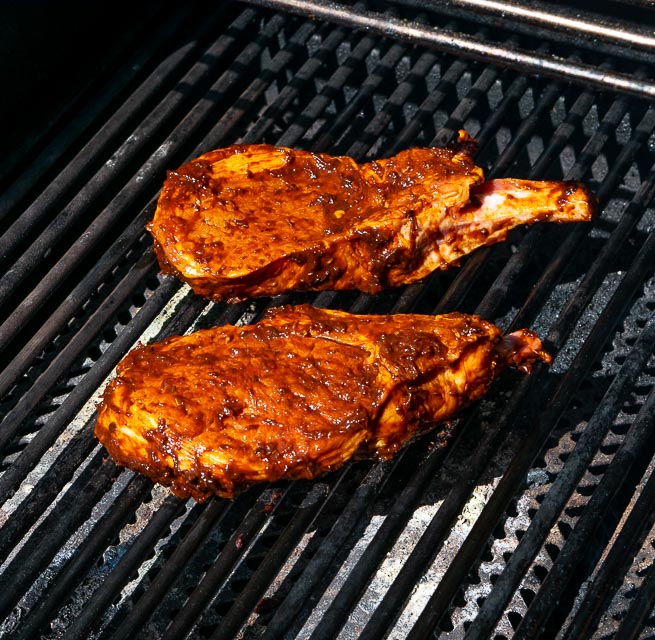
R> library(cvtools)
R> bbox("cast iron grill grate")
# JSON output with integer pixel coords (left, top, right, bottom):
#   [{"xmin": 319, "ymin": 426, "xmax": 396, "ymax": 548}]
[{"xmin": 1, "ymin": 1, "xmax": 655, "ymax": 638}]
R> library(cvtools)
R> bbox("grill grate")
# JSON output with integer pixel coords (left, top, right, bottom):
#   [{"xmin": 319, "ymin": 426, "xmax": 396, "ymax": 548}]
[{"xmin": 1, "ymin": 1, "xmax": 655, "ymax": 638}]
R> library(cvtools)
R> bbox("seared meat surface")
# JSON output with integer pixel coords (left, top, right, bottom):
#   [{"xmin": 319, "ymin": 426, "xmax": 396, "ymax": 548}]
[
  {"xmin": 95, "ymin": 305, "xmax": 551, "ymax": 501},
  {"xmin": 148, "ymin": 135, "xmax": 594, "ymax": 302}
]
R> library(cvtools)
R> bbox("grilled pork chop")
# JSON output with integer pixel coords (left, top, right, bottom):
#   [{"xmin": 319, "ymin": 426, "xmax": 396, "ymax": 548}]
[
  {"xmin": 95, "ymin": 305, "xmax": 551, "ymax": 501},
  {"xmin": 148, "ymin": 134, "xmax": 594, "ymax": 302}
]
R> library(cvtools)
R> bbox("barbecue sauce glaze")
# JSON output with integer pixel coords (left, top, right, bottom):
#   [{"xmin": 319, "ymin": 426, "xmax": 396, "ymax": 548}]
[
  {"xmin": 148, "ymin": 136, "xmax": 593, "ymax": 302},
  {"xmin": 95, "ymin": 305, "xmax": 551, "ymax": 501}
]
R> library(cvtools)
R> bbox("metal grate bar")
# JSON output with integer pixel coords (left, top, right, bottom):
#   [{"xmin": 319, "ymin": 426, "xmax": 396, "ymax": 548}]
[
  {"xmin": 188, "ymin": 20, "xmax": 321, "ymax": 157},
  {"xmin": 159, "ymin": 488, "xmax": 294, "ymax": 640},
  {"xmin": 346, "ymin": 49, "xmax": 441, "ymax": 159},
  {"xmin": 106, "ymin": 498, "xmax": 229, "ymax": 640},
  {"xmin": 387, "ymin": 56, "xmax": 471, "ymax": 155},
  {"xmin": 515, "ymin": 355, "xmax": 655, "ymax": 637},
  {"xmin": 428, "ymin": 62, "xmax": 501, "ymax": 149},
  {"xmin": 209, "ymin": 484, "xmax": 328, "ymax": 640},
  {"xmin": 0, "ymin": 4, "xmax": 244, "ymax": 265},
  {"xmin": 406, "ymin": 208, "xmax": 655, "ymax": 639},
  {"xmin": 313, "ymin": 42, "xmax": 409, "ymax": 154},
  {"xmin": 0, "ymin": 277, "xmax": 180, "ymax": 507},
  {"xmin": 530, "ymin": 109, "xmax": 655, "ymax": 346},
  {"xmin": 468, "ymin": 281, "xmax": 655, "ymax": 638},
  {"xmin": 0, "ymin": 4, "xmax": 190, "ymax": 219},
  {"xmin": 0, "ymin": 449, "xmax": 117, "ymax": 619},
  {"xmin": 241, "ymin": 0, "xmax": 655, "ymax": 99},
  {"xmin": 562, "ymin": 445, "xmax": 655, "ymax": 638},
  {"xmin": 0, "ymin": 250, "xmax": 159, "ymax": 440},
  {"xmin": 12, "ymin": 474, "xmax": 154, "ymax": 640},
  {"xmin": 614, "ymin": 541, "xmax": 655, "ymax": 640},
  {"xmin": 258, "ymin": 61, "xmax": 632, "ymax": 637},
  {"xmin": 241, "ymin": 24, "xmax": 353, "ymax": 144},
  {"xmin": 486, "ymin": 82, "xmax": 563, "ymax": 179},
  {"xmin": 0, "ymin": 207, "xmax": 159, "ymax": 399},
  {"xmin": 451, "ymin": 71, "xmax": 529, "ymax": 155},
  {"xmin": 259, "ymin": 462, "xmax": 391, "ymax": 639},
  {"xmin": 274, "ymin": 34, "xmax": 380, "ymax": 148},
  {"xmin": 0, "ymin": 9, "xmax": 277, "ymax": 347},
  {"xmin": 0, "ymin": 417, "xmax": 103, "ymax": 561},
  {"xmin": 300, "ymin": 438, "xmax": 455, "ymax": 639},
  {"xmin": 62, "ymin": 494, "xmax": 187, "ymax": 640},
  {"xmin": 392, "ymin": 0, "xmax": 655, "ymax": 66},
  {"xmin": 435, "ymin": 0, "xmax": 655, "ymax": 51}
]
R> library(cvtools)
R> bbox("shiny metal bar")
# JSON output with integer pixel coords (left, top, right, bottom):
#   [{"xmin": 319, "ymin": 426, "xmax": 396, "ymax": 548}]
[
  {"xmin": 436, "ymin": 0, "xmax": 655, "ymax": 51},
  {"xmin": 240, "ymin": 0, "xmax": 655, "ymax": 100}
]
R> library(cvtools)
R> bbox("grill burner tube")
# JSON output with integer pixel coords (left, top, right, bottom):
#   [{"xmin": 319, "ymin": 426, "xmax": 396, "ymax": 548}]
[{"xmin": 1, "ymin": 1, "xmax": 655, "ymax": 638}]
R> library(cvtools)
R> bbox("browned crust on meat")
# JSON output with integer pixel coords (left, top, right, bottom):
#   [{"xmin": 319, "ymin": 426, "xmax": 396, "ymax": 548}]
[
  {"xmin": 95, "ymin": 305, "xmax": 550, "ymax": 501},
  {"xmin": 147, "ymin": 137, "xmax": 594, "ymax": 302}
]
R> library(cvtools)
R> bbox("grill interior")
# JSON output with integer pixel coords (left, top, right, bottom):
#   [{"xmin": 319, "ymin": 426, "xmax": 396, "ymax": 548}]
[{"xmin": 1, "ymin": 1, "xmax": 655, "ymax": 638}]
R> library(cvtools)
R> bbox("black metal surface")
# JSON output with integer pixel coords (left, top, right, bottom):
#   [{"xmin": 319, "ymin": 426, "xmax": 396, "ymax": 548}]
[{"xmin": 1, "ymin": 1, "xmax": 655, "ymax": 638}]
